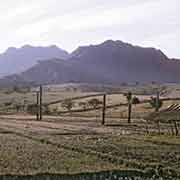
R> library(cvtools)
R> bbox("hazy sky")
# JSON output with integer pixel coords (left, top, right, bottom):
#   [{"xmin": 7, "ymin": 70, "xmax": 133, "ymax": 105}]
[{"xmin": 0, "ymin": 0, "xmax": 179, "ymax": 58}]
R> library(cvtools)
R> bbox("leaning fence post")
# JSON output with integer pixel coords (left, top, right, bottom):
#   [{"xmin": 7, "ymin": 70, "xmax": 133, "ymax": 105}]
[
  {"xmin": 39, "ymin": 85, "xmax": 43, "ymax": 120},
  {"xmin": 102, "ymin": 94, "xmax": 106, "ymax": 125}
]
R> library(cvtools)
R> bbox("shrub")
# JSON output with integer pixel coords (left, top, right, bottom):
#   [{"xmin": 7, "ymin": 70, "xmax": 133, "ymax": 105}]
[
  {"xmin": 44, "ymin": 106, "xmax": 51, "ymax": 115},
  {"xmin": 14, "ymin": 103, "xmax": 22, "ymax": 112},
  {"xmin": 4, "ymin": 102, "xmax": 13, "ymax": 107},
  {"xmin": 78, "ymin": 102, "xmax": 88, "ymax": 110},
  {"xmin": 88, "ymin": 98, "xmax": 102, "ymax": 109},
  {"xmin": 149, "ymin": 96, "xmax": 163, "ymax": 109},
  {"xmin": 61, "ymin": 99, "xmax": 74, "ymax": 111},
  {"xmin": 124, "ymin": 92, "xmax": 132, "ymax": 103},
  {"xmin": 27, "ymin": 104, "xmax": 38, "ymax": 114},
  {"xmin": 132, "ymin": 96, "xmax": 140, "ymax": 105}
]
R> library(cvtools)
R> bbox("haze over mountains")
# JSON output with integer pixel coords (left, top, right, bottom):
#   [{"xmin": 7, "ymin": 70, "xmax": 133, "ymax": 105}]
[
  {"xmin": 0, "ymin": 40, "xmax": 180, "ymax": 87},
  {"xmin": 0, "ymin": 45, "xmax": 69, "ymax": 77}
]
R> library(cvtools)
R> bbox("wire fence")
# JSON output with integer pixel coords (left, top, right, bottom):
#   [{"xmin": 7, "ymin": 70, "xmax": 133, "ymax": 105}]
[{"xmin": 0, "ymin": 85, "xmax": 180, "ymax": 136}]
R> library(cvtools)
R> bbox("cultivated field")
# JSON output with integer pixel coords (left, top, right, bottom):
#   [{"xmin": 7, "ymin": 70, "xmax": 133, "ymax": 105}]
[
  {"xmin": 0, "ymin": 83, "xmax": 180, "ymax": 179},
  {"xmin": 0, "ymin": 116, "xmax": 180, "ymax": 178}
]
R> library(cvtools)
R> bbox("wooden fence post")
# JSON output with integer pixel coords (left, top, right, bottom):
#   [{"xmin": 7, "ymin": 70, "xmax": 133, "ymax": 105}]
[
  {"xmin": 127, "ymin": 92, "xmax": 132, "ymax": 123},
  {"xmin": 36, "ymin": 91, "xmax": 39, "ymax": 120},
  {"xmin": 102, "ymin": 94, "xmax": 106, "ymax": 125},
  {"xmin": 157, "ymin": 120, "xmax": 161, "ymax": 135},
  {"xmin": 39, "ymin": 85, "xmax": 43, "ymax": 120},
  {"xmin": 146, "ymin": 120, "xmax": 149, "ymax": 134},
  {"xmin": 156, "ymin": 91, "xmax": 160, "ymax": 112}
]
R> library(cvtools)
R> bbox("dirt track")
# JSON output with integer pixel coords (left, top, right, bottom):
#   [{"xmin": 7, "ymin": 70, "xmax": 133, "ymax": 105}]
[{"xmin": 0, "ymin": 115, "xmax": 133, "ymax": 136}]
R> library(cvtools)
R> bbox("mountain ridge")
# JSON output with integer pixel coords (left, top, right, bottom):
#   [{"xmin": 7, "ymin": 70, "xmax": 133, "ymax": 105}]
[
  {"xmin": 0, "ymin": 45, "xmax": 69, "ymax": 77},
  {"xmin": 0, "ymin": 40, "xmax": 180, "ymax": 87}
]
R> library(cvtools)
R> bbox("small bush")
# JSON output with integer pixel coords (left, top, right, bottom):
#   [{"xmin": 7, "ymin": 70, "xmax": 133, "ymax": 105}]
[
  {"xmin": 61, "ymin": 99, "xmax": 74, "ymax": 111},
  {"xmin": 88, "ymin": 98, "xmax": 102, "ymax": 109},
  {"xmin": 78, "ymin": 102, "xmax": 88, "ymax": 110},
  {"xmin": 27, "ymin": 104, "xmax": 38, "ymax": 114},
  {"xmin": 132, "ymin": 96, "xmax": 140, "ymax": 105},
  {"xmin": 4, "ymin": 102, "xmax": 13, "ymax": 107},
  {"xmin": 149, "ymin": 96, "xmax": 163, "ymax": 109}
]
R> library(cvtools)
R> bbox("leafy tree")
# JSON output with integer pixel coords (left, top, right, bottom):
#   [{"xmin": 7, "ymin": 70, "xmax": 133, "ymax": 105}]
[
  {"xmin": 14, "ymin": 103, "xmax": 22, "ymax": 112},
  {"xmin": 149, "ymin": 96, "xmax": 163, "ymax": 110},
  {"xmin": 78, "ymin": 102, "xmax": 88, "ymax": 110},
  {"xmin": 13, "ymin": 86, "xmax": 20, "ymax": 93},
  {"xmin": 88, "ymin": 98, "xmax": 102, "ymax": 109},
  {"xmin": 4, "ymin": 102, "xmax": 13, "ymax": 107},
  {"xmin": 61, "ymin": 99, "xmax": 74, "ymax": 111},
  {"xmin": 4, "ymin": 89, "xmax": 13, "ymax": 94},
  {"xmin": 52, "ymin": 107, "xmax": 58, "ymax": 114},
  {"xmin": 124, "ymin": 92, "xmax": 132, "ymax": 104},
  {"xmin": 27, "ymin": 104, "xmax": 38, "ymax": 115},
  {"xmin": 132, "ymin": 96, "xmax": 140, "ymax": 105},
  {"xmin": 44, "ymin": 106, "xmax": 51, "ymax": 115}
]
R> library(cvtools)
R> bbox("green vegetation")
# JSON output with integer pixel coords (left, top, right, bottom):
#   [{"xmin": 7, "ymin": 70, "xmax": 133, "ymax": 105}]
[
  {"xmin": 149, "ymin": 96, "xmax": 163, "ymax": 110},
  {"xmin": 0, "ymin": 131, "xmax": 179, "ymax": 178}
]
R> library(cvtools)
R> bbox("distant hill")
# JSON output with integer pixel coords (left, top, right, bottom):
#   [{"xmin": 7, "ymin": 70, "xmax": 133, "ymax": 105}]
[
  {"xmin": 69, "ymin": 40, "xmax": 180, "ymax": 83},
  {"xmin": 0, "ymin": 45, "xmax": 69, "ymax": 77},
  {"xmin": 0, "ymin": 40, "xmax": 180, "ymax": 87}
]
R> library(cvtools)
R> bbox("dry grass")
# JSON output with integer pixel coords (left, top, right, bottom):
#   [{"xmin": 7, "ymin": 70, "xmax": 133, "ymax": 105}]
[
  {"xmin": 0, "ymin": 133, "xmax": 120, "ymax": 175},
  {"xmin": 0, "ymin": 116, "xmax": 179, "ymax": 177},
  {"xmin": 0, "ymin": 84, "xmax": 180, "ymax": 177}
]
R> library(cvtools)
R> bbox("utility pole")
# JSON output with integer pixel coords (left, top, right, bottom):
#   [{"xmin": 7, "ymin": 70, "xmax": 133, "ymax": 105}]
[
  {"xmin": 39, "ymin": 85, "xmax": 43, "ymax": 120},
  {"xmin": 155, "ymin": 90, "xmax": 161, "ymax": 134},
  {"xmin": 155, "ymin": 90, "xmax": 160, "ymax": 112},
  {"xmin": 127, "ymin": 92, "xmax": 132, "ymax": 123},
  {"xmin": 36, "ymin": 91, "xmax": 40, "ymax": 120},
  {"xmin": 102, "ymin": 94, "xmax": 106, "ymax": 125}
]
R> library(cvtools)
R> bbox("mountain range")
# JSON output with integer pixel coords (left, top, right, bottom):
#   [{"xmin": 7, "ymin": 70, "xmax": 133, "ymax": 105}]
[
  {"xmin": 0, "ymin": 40, "xmax": 180, "ymax": 87},
  {"xmin": 0, "ymin": 45, "xmax": 69, "ymax": 77}
]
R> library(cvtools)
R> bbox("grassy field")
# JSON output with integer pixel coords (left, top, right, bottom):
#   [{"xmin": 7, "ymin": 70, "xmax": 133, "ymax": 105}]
[
  {"xmin": 0, "ymin": 116, "xmax": 180, "ymax": 178},
  {"xmin": 0, "ymin": 83, "xmax": 180, "ymax": 178}
]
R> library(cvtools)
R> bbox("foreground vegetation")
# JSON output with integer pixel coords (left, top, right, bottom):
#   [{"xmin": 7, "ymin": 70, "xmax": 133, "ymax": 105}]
[{"xmin": 0, "ymin": 121, "xmax": 180, "ymax": 179}]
